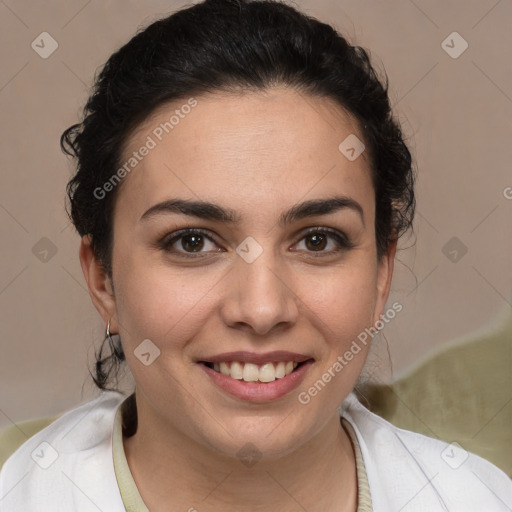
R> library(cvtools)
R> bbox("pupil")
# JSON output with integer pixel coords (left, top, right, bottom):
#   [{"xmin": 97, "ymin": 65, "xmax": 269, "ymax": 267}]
[
  {"xmin": 183, "ymin": 234, "xmax": 204, "ymax": 252},
  {"xmin": 307, "ymin": 233, "xmax": 326, "ymax": 251}
]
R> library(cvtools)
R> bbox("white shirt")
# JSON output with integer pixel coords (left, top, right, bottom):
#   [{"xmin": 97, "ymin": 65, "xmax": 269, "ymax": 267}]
[{"xmin": 0, "ymin": 390, "xmax": 510, "ymax": 511}]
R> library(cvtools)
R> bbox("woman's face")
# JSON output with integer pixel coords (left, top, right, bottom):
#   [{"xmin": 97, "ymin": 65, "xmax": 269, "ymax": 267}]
[{"xmin": 83, "ymin": 87, "xmax": 394, "ymax": 458}]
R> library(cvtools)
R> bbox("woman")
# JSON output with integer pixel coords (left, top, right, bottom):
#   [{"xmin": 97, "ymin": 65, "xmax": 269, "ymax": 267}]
[{"xmin": 1, "ymin": 0, "xmax": 510, "ymax": 510}]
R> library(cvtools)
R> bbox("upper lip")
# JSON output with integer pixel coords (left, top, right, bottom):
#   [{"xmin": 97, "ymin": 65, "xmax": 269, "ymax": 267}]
[{"xmin": 198, "ymin": 351, "xmax": 313, "ymax": 365}]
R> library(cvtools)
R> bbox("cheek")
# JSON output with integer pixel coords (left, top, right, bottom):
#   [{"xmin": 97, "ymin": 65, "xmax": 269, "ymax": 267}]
[
  {"xmin": 294, "ymin": 266, "xmax": 378, "ymax": 412},
  {"xmin": 299, "ymin": 261, "xmax": 378, "ymax": 340},
  {"xmin": 112, "ymin": 251, "xmax": 223, "ymax": 349}
]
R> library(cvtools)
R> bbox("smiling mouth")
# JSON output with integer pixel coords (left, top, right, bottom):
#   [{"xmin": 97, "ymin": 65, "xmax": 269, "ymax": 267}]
[{"xmin": 200, "ymin": 360, "xmax": 313, "ymax": 383}]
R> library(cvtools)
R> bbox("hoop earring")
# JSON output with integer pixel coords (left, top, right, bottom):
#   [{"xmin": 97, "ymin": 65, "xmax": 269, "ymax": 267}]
[
  {"xmin": 106, "ymin": 319, "xmax": 114, "ymax": 340},
  {"xmin": 105, "ymin": 318, "xmax": 124, "ymax": 362}
]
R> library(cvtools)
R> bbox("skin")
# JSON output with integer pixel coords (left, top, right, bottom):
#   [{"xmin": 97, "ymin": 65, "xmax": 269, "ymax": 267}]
[{"xmin": 80, "ymin": 87, "xmax": 396, "ymax": 512}]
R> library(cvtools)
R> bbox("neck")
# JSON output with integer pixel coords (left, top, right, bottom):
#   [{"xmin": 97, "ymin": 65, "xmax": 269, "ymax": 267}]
[{"xmin": 123, "ymin": 396, "xmax": 358, "ymax": 512}]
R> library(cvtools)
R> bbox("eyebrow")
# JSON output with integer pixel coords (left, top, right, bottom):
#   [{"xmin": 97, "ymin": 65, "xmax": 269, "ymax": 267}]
[{"xmin": 140, "ymin": 195, "xmax": 364, "ymax": 227}]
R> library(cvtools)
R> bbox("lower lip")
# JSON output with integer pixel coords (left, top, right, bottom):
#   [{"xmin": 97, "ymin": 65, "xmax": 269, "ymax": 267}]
[{"xmin": 199, "ymin": 361, "xmax": 314, "ymax": 402}]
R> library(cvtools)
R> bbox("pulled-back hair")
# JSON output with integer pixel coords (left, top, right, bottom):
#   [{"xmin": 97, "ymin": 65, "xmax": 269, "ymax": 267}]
[{"xmin": 61, "ymin": 0, "xmax": 415, "ymax": 391}]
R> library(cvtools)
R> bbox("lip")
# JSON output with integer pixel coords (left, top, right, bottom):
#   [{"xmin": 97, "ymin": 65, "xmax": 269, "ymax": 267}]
[
  {"xmin": 198, "ymin": 358, "xmax": 314, "ymax": 402},
  {"xmin": 198, "ymin": 351, "xmax": 312, "ymax": 365}
]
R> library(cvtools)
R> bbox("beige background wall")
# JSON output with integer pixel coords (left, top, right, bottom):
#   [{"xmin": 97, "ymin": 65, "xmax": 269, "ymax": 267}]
[{"xmin": 1, "ymin": 0, "xmax": 511, "ymax": 426}]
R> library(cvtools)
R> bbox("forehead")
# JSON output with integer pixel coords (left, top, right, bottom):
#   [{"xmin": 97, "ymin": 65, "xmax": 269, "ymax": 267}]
[{"xmin": 114, "ymin": 88, "xmax": 374, "ymax": 226}]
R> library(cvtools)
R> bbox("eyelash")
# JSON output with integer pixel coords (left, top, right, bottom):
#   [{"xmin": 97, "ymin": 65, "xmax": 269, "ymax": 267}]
[{"xmin": 156, "ymin": 227, "xmax": 355, "ymax": 259}]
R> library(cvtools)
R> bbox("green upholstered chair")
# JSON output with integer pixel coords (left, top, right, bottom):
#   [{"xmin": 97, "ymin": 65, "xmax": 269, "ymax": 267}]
[{"xmin": 357, "ymin": 303, "xmax": 512, "ymax": 477}]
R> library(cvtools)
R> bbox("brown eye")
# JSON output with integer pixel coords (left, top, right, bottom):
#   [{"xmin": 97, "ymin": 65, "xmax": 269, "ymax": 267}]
[
  {"xmin": 294, "ymin": 228, "xmax": 354, "ymax": 255},
  {"xmin": 158, "ymin": 228, "xmax": 222, "ymax": 257},
  {"xmin": 305, "ymin": 233, "xmax": 327, "ymax": 251},
  {"xmin": 180, "ymin": 234, "xmax": 205, "ymax": 252}
]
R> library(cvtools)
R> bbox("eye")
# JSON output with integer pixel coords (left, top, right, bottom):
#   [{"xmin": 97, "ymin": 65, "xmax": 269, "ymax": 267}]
[
  {"xmin": 158, "ymin": 228, "xmax": 222, "ymax": 257},
  {"xmin": 293, "ymin": 227, "xmax": 354, "ymax": 254}
]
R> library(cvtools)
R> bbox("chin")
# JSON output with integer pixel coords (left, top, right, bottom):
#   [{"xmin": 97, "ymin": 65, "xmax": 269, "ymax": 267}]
[{"xmin": 196, "ymin": 415, "xmax": 314, "ymax": 464}]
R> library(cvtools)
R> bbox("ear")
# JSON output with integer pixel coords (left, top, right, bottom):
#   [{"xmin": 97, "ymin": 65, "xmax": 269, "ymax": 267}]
[
  {"xmin": 79, "ymin": 235, "xmax": 118, "ymax": 333},
  {"xmin": 372, "ymin": 238, "xmax": 397, "ymax": 325}
]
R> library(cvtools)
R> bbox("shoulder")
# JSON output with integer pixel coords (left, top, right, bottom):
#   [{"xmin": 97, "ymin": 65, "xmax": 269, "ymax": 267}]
[
  {"xmin": 0, "ymin": 416, "xmax": 59, "ymax": 471},
  {"xmin": 0, "ymin": 391, "xmax": 127, "ymax": 512},
  {"xmin": 341, "ymin": 393, "xmax": 512, "ymax": 512}
]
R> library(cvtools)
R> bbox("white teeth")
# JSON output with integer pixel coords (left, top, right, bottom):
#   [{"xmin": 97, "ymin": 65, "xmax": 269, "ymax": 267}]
[
  {"xmin": 242, "ymin": 363, "xmax": 260, "ymax": 382},
  {"xmin": 230, "ymin": 361, "xmax": 243, "ymax": 379},
  {"xmin": 259, "ymin": 363, "xmax": 276, "ymax": 383},
  {"xmin": 275, "ymin": 361, "xmax": 286, "ymax": 378},
  {"xmin": 219, "ymin": 362, "xmax": 230, "ymax": 376},
  {"xmin": 209, "ymin": 360, "xmax": 301, "ymax": 382}
]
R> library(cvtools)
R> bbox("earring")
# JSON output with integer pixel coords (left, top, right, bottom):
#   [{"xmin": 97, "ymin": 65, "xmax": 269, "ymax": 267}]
[
  {"xmin": 106, "ymin": 318, "xmax": 123, "ymax": 360},
  {"xmin": 106, "ymin": 319, "xmax": 114, "ymax": 340}
]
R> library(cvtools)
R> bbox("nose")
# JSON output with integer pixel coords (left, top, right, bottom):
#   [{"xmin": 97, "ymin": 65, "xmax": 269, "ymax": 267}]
[{"xmin": 219, "ymin": 249, "xmax": 300, "ymax": 336}]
